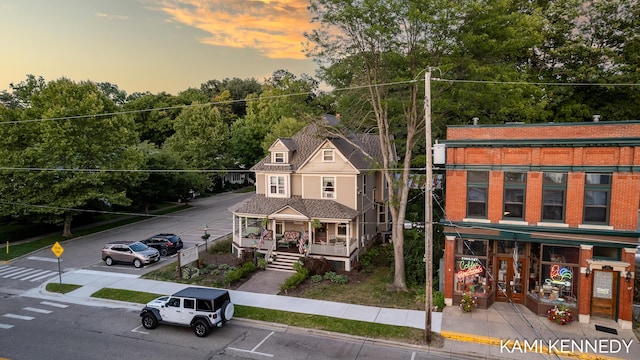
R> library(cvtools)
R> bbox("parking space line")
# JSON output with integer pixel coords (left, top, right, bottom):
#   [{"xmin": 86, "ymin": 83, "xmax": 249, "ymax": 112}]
[
  {"xmin": 0, "ymin": 323, "xmax": 14, "ymax": 329},
  {"xmin": 227, "ymin": 331, "xmax": 275, "ymax": 358},
  {"xmin": 131, "ymin": 325, "xmax": 149, "ymax": 334}
]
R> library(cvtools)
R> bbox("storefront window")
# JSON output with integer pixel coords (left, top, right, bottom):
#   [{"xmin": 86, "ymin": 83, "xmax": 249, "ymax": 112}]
[
  {"xmin": 529, "ymin": 245, "xmax": 579, "ymax": 307},
  {"xmin": 454, "ymin": 256, "xmax": 491, "ymax": 297},
  {"xmin": 455, "ymin": 238, "xmax": 487, "ymax": 256},
  {"xmin": 496, "ymin": 240, "xmax": 526, "ymax": 255}
]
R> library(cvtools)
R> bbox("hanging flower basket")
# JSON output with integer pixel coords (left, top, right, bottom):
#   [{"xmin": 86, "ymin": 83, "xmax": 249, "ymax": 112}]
[
  {"xmin": 459, "ymin": 293, "xmax": 478, "ymax": 312},
  {"xmin": 547, "ymin": 304, "xmax": 573, "ymax": 325}
]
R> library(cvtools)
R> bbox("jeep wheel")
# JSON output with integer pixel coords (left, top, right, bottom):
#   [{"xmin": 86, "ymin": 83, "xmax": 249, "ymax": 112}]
[
  {"xmin": 141, "ymin": 313, "xmax": 158, "ymax": 329},
  {"xmin": 133, "ymin": 259, "xmax": 142, "ymax": 268},
  {"xmin": 160, "ymin": 248, "xmax": 168, "ymax": 256},
  {"xmin": 105, "ymin": 257, "xmax": 113, "ymax": 266},
  {"xmin": 221, "ymin": 301, "xmax": 234, "ymax": 322},
  {"xmin": 193, "ymin": 319, "xmax": 210, "ymax": 337}
]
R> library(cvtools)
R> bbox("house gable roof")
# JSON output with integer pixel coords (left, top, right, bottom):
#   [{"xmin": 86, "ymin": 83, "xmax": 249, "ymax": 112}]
[{"xmin": 251, "ymin": 114, "xmax": 381, "ymax": 173}]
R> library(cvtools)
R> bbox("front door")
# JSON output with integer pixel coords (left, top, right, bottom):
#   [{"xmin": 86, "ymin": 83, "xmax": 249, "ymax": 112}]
[
  {"xmin": 496, "ymin": 257, "xmax": 526, "ymax": 303},
  {"xmin": 591, "ymin": 269, "xmax": 618, "ymax": 319}
]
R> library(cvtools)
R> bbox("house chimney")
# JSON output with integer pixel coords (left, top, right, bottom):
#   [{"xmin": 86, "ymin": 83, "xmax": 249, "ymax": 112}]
[
  {"xmin": 472, "ymin": 117, "xmax": 479, "ymax": 126},
  {"xmin": 593, "ymin": 114, "xmax": 600, "ymax": 122}
]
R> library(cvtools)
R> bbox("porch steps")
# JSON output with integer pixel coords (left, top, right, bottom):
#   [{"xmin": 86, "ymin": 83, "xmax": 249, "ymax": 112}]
[{"xmin": 267, "ymin": 252, "xmax": 300, "ymax": 272}]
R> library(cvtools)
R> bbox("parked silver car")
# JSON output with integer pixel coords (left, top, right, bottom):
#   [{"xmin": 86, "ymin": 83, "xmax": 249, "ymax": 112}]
[{"xmin": 101, "ymin": 241, "xmax": 160, "ymax": 268}]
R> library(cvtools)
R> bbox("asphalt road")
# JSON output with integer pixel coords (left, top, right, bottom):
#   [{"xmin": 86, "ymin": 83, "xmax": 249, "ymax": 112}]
[
  {"xmin": 0, "ymin": 192, "xmax": 254, "ymax": 292},
  {"xmin": 0, "ymin": 295, "xmax": 458, "ymax": 360}
]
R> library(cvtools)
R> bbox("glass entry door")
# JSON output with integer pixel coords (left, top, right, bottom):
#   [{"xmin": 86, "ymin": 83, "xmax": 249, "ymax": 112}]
[{"xmin": 496, "ymin": 257, "xmax": 526, "ymax": 303}]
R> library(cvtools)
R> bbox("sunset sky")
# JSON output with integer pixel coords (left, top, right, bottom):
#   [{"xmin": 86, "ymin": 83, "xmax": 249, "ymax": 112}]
[{"xmin": 0, "ymin": 0, "xmax": 319, "ymax": 95}]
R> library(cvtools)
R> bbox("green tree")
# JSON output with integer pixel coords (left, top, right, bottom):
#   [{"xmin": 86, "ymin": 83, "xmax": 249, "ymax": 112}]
[
  {"xmin": 229, "ymin": 70, "xmax": 322, "ymax": 168},
  {"xmin": 307, "ymin": 0, "xmax": 459, "ymax": 291},
  {"xmin": 200, "ymin": 77, "xmax": 262, "ymax": 118},
  {"xmin": 164, "ymin": 104, "xmax": 229, "ymax": 191},
  {"xmin": 0, "ymin": 78, "xmax": 145, "ymax": 237},
  {"xmin": 128, "ymin": 143, "xmax": 204, "ymax": 211},
  {"xmin": 532, "ymin": 0, "xmax": 640, "ymax": 122},
  {"xmin": 124, "ymin": 92, "xmax": 184, "ymax": 146}
]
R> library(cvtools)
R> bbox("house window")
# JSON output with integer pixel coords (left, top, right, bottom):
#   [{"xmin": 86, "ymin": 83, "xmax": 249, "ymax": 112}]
[
  {"xmin": 503, "ymin": 172, "xmax": 526, "ymax": 220},
  {"xmin": 337, "ymin": 224, "xmax": 347, "ymax": 237},
  {"xmin": 322, "ymin": 177, "xmax": 335, "ymax": 199},
  {"xmin": 542, "ymin": 172, "xmax": 566, "ymax": 221},
  {"xmin": 363, "ymin": 175, "xmax": 367, "ymax": 195},
  {"xmin": 583, "ymin": 173, "xmax": 611, "ymax": 224},
  {"xmin": 268, "ymin": 175, "xmax": 286, "ymax": 197},
  {"xmin": 322, "ymin": 149, "xmax": 334, "ymax": 162},
  {"xmin": 273, "ymin": 152, "xmax": 285, "ymax": 163},
  {"xmin": 467, "ymin": 171, "xmax": 488, "ymax": 218},
  {"xmin": 378, "ymin": 203, "xmax": 386, "ymax": 223}
]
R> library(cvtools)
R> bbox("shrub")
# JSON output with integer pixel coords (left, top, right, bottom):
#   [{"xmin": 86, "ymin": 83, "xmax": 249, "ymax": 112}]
[
  {"xmin": 280, "ymin": 267, "xmax": 309, "ymax": 293},
  {"xmin": 209, "ymin": 237, "xmax": 233, "ymax": 254},
  {"xmin": 303, "ymin": 257, "xmax": 332, "ymax": 276},
  {"xmin": 311, "ymin": 274, "xmax": 323, "ymax": 283},
  {"xmin": 331, "ymin": 274, "xmax": 348, "ymax": 284},
  {"xmin": 323, "ymin": 271, "xmax": 337, "ymax": 281},
  {"xmin": 257, "ymin": 258, "xmax": 268, "ymax": 270},
  {"xmin": 433, "ymin": 291, "xmax": 445, "ymax": 311}
]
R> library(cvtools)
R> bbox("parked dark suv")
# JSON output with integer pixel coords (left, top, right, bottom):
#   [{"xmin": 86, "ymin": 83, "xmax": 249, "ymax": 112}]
[
  {"xmin": 141, "ymin": 233, "xmax": 183, "ymax": 256},
  {"xmin": 140, "ymin": 287, "xmax": 234, "ymax": 337}
]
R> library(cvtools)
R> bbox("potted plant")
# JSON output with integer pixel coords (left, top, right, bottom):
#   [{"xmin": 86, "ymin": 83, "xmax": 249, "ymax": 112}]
[
  {"xmin": 459, "ymin": 293, "xmax": 478, "ymax": 312},
  {"xmin": 547, "ymin": 304, "xmax": 573, "ymax": 325}
]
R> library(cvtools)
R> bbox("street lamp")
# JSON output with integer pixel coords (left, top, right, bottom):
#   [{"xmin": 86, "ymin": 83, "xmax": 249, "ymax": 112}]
[{"xmin": 202, "ymin": 225, "xmax": 210, "ymax": 251}]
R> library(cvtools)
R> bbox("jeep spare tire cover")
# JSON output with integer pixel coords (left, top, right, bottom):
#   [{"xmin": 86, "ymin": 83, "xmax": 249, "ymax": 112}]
[{"xmin": 222, "ymin": 301, "xmax": 234, "ymax": 322}]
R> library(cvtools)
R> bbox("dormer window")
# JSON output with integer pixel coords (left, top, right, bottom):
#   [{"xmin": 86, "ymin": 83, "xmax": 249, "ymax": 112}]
[
  {"xmin": 273, "ymin": 152, "xmax": 286, "ymax": 164},
  {"xmin": 322, "ymin": 149, "xmax": 334, "ymax": 162},
  {"xmin": 322, "ymin": 176, "xmax": 335, "ymax": 199}
]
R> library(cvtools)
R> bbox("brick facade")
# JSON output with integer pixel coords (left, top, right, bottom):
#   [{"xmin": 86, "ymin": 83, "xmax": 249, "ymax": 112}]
[{"xmin": 442, "ymin": 120, "xmax": 639, "ymax": 329}]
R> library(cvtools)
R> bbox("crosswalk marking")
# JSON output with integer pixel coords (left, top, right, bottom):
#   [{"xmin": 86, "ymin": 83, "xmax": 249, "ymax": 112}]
[
  {"xmin": 0, "ymin": 265, "xmax": 57, "ymax": 282},
  {"xmin": 3, "ymin": 313, "xmax": 35, "ymax": 321},
  {"xmin": 0, "ymin": 301, "xmax": 69, "ymax": 331},
  {"xmin": 40, "ymin": 301, "xmax": 68, "ymax": 308},
  {"xmin": 27, "ymin": 256, "xmax": 60, "ymax": 263},
  {"xmin": 23, "ymin": 307, "xmax": 52, "ymax": 314}
]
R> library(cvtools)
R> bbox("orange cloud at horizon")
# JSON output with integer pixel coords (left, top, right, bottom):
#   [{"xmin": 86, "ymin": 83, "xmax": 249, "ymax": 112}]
[{"xmin": 153, "ymin": 0, "xmax": 313, "ymax": 59}]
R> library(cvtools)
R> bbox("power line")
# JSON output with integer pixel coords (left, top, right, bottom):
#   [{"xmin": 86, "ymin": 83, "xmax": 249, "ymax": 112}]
[{"xmin": 432, "ymin": 78, "xmax": 640, "ymax": 87}]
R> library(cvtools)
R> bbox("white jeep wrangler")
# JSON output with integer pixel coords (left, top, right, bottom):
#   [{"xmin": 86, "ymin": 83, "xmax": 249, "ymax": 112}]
[{"xmin": 140, "ymin": 287, "xmax": 234, "ymax": 337}]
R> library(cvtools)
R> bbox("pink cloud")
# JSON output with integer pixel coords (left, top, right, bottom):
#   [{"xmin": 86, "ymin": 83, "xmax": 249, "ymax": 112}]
[{"xmin": 150, "ymin": 0, "xmax": 312, "ymax": 59}]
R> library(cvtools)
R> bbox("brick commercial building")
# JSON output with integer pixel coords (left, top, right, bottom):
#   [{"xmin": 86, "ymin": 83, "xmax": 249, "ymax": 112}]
[{"xmin": 441, "ymin": 120, "xmax": 638, "ymax": 329}]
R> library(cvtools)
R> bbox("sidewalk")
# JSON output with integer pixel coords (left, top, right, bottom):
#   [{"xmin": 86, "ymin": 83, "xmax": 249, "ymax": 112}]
[{"xmin": 23, "ymin": 268, "xmax": 640, "ymax": 360}]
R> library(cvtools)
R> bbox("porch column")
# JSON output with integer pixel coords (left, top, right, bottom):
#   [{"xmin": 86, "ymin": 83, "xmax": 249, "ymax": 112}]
[
  {"xmin": 578, "ymin": 244, "xmax": 593, "ymax": 324},
  {"xmin": 232, "ymin": 214, "xmax": 236, "ymax": 242},
  {"xmin": 619, "ymin": 247, "xmax": 635, "ymax": 329},
  {"xmin": 444, "ymin": 235, "xmax": 456, "ymax": 306}
]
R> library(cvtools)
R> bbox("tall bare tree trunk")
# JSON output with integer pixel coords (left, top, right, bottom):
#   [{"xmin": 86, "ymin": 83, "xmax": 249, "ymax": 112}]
[{"xmin": 62, "ymin": 214, "xmax": 73, "ymax": 237}]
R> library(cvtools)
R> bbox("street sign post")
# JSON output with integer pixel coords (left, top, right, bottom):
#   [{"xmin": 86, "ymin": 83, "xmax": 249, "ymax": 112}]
[{"xmin": 51, "ymin": 242, "xmax": 64, "ymax": 284}]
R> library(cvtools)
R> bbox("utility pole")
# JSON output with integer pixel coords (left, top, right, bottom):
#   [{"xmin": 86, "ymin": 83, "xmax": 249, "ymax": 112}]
[{"xmin": 424, "ymin": 70, "xmax": 433, "ymax": 344}]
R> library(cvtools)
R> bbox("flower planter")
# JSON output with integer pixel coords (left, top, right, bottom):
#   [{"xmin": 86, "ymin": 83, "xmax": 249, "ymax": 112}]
[{"xmin": 547, "ymin": 305, "xmax": 573, "ymax": 325}]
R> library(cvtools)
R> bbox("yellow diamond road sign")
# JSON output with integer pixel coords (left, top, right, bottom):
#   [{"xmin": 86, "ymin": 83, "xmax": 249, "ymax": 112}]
[{"xmin": 51, "ymin": 241, "xmax": 64, "ymax": 258}]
